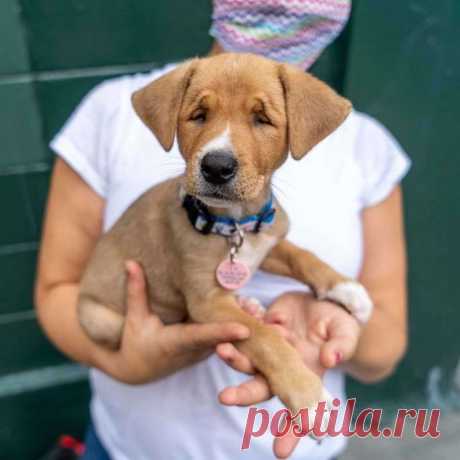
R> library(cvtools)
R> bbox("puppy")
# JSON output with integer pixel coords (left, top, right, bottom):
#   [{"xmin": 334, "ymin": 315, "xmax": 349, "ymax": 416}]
[{"xmin": 78, "ymin": 53, "xmax": 372, "ymax": 418}]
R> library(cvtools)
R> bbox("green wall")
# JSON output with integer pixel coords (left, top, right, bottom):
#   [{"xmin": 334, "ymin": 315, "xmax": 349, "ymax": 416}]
[
  {"xmin": 344, "ymin": 0, "xmax": 460, "ymax": 410},
  {"xmin": 0, "ymin": 1, "xmax": 458, "ymax": 458}
]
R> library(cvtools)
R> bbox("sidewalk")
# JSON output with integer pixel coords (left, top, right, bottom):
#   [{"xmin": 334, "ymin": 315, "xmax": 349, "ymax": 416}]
[{"xmin": 341, "ymin": 410, "xmax": 460, "ymax": 460}]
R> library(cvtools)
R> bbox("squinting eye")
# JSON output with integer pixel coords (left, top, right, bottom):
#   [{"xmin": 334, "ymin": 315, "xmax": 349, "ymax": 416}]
[
  {"xmin": 253, "ymin": 112, "xmax": 272, "ymax": 126},
  {"xmin": 189, "ymin": 110, "xmax": 207, "ymax": 123}
]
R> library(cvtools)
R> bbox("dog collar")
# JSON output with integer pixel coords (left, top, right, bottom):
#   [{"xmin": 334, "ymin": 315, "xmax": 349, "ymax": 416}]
[{"xmin": 182, "ymin": 194, "xmax": 276, "ymax": 237}]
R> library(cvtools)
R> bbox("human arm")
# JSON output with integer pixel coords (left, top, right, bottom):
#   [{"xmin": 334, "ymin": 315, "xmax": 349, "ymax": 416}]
[
  {"xmin": 218, "ymin": 186, "xmax": 408, "ymax": 385},
  {"xmin": 344, "ymin": 185, "xmax": 407, "ymax": 382},
  {"xmin": 216, "ymin": 186, "xmax": 408, "ymax": 457}
]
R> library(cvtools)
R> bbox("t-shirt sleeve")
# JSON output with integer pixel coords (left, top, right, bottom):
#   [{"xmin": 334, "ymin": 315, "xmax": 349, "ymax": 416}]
[
  {"xmin": 50, "ymin": 78, "xmax": 126, "ymax": 198},
  {"xmin": 355, "ymin": 114, "xmax": 412, "ymax": 208}
]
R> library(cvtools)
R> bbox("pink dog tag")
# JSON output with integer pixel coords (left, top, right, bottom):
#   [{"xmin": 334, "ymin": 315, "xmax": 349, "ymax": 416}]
[{"xmin": 216, "ymin": 259, "xmax": 250, "ymax": 290}]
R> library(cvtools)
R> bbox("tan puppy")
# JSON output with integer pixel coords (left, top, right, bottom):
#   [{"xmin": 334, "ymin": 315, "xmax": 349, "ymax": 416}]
[{"xmin": 78, "ymin": 53, "xmax": 372, "ymax": 417}]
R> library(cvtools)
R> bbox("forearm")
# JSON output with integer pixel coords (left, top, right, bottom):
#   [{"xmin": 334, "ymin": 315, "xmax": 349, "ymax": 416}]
[
  {"xmin": 344, "ymin": 305, "xmax": 407, "ymax": 383},
  {"xmin": 35, "ymin": 283, "xmax": 119, "ymax": 376},
  {"xmin": 35, "ymin": 280, "xmax": 233, "ymax": 385}
]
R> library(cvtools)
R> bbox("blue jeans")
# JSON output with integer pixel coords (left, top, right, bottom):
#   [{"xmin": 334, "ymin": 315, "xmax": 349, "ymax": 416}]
[{"xmin": 80, "ymin": 423, "xmax": 111, "ymax": 460}]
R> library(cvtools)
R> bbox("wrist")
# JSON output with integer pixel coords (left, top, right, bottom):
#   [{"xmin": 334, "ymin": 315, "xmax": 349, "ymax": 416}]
[
  {"xmin": 89, "ymin": 343, "xmax": 122, "ymax": 378},
  {"xmin": 344, "ymin": 309, "xmax": 407, "ymax": 383},
  {"xmin": 88, "ymin": 342, "xmax": 143, "ymax": 384}
]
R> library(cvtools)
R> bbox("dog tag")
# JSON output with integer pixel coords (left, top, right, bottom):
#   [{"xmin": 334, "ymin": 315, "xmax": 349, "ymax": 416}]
[{"xmin": 216, "ymin": 259, "xmax": 250, "ymax": 290}]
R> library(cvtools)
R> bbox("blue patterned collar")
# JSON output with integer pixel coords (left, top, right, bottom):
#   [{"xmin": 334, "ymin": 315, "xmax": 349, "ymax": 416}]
[{"xmin": 182, "ymin": 194, "xmax": 276, "ymax": 237}]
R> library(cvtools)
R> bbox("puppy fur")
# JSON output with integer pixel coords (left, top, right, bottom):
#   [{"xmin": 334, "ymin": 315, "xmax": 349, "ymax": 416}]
[{"xmin": 78, "ymin": 53, "xmax": 372, "ymax": 416}]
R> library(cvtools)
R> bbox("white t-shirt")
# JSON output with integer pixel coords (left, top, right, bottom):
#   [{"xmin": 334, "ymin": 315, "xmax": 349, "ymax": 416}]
[{"xmin": 51, "ymin": 64, "xmax": 411, "ymax": 460}]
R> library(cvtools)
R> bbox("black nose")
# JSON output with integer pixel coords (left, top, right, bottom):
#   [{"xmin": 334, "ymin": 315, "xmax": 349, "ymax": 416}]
[{"xmin": 201, "ymin": 151, "xmax": 238, "ymax": 185}]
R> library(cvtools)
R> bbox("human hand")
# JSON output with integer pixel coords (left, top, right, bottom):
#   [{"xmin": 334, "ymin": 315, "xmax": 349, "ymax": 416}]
[
  {"xmin": 96, "ymin": 261, "xmax": 250, "ymax": 384},
  {"xmin": 216, "ymin": 292, "xmax": 361, "ymax": 458}
]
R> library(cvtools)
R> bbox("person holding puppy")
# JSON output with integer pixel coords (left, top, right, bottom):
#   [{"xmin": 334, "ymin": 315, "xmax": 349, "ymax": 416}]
[{"xmin": 35, "ymin": 1, "xmax": 410, "ymax": 459}]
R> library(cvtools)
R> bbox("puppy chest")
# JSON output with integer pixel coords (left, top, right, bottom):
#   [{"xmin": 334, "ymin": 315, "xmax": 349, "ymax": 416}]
[{"xmin": 232, "ymin": 234, "xmax": 278, "ymax": 274}]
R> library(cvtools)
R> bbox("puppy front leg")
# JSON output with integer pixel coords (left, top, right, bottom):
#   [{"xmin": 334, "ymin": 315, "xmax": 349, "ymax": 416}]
[
  {"xmin": 261, "ymin": 239, "xmax": 373, "ymax": 323},
  {"xmin": 188, "ymin": 292, "xmax": 331, "ymax": 416}
]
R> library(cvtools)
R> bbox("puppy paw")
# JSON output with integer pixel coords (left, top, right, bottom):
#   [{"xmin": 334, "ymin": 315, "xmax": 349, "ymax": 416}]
[
  {"xmin": 307, "ymin": 389, "xmax": 334, "ymax": 440},
  {"xmin": 236, "ymin": 296, "xmax": 265, "ymax": 319},
  {"xmin": 325, "ymin": 281, "xmax": 373, "ymax": 324},
  {"xmin": 291, "ymin": 388, "xmax": 334, "ymax": 441}
]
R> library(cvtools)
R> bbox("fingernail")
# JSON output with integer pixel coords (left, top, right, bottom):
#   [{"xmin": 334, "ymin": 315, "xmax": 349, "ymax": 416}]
[
  {"xmin": 335, "ymin": 352, "xmax": 344, "ymax": 365},
  {"xmin": 270, "ymin": 313, "xmax": 284, "ymax": 325}
]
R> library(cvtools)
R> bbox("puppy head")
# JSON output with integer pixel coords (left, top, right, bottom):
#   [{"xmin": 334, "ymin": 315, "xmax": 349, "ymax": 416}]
[{"xmin": 132, "ymin": 53, "xmax": 351, "ymax": 204}]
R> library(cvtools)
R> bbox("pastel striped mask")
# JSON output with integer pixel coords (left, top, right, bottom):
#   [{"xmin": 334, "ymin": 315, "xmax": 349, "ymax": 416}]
[{"xmin": 210, "ymin": 0, "xmax": 351, "ymax": 69}]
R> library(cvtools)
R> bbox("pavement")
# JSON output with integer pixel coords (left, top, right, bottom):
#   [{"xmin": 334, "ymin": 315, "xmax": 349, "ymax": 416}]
[{"xmin": 340, "ymin": 410, "xmax": 460, "ymax": 460}]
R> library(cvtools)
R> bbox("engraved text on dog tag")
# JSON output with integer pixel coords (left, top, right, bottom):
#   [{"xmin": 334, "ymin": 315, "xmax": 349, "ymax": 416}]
[{"xmin": 216, "ymin": 259, "xmax": 250, "ymax": 290}]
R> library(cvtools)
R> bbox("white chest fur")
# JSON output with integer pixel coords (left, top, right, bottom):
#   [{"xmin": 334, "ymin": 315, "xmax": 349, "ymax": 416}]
[{"xmin": 232, "ymin": 233, "xmax": 278, "ymax": 275}]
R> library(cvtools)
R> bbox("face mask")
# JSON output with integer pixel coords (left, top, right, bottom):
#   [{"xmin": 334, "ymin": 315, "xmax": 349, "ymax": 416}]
[{"xmin": 210, "ymin": 0, "xmax": 351, "ymax": 70}]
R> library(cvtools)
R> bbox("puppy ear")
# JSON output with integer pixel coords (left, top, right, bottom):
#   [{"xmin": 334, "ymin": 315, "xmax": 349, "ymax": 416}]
[
  {"xmin": 131, "ymin": 59, "xmax": 198, "ymax": 151},
  {"xmin": 279, "ymin": 64, "xmax": 352, "ymax": 160}
]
